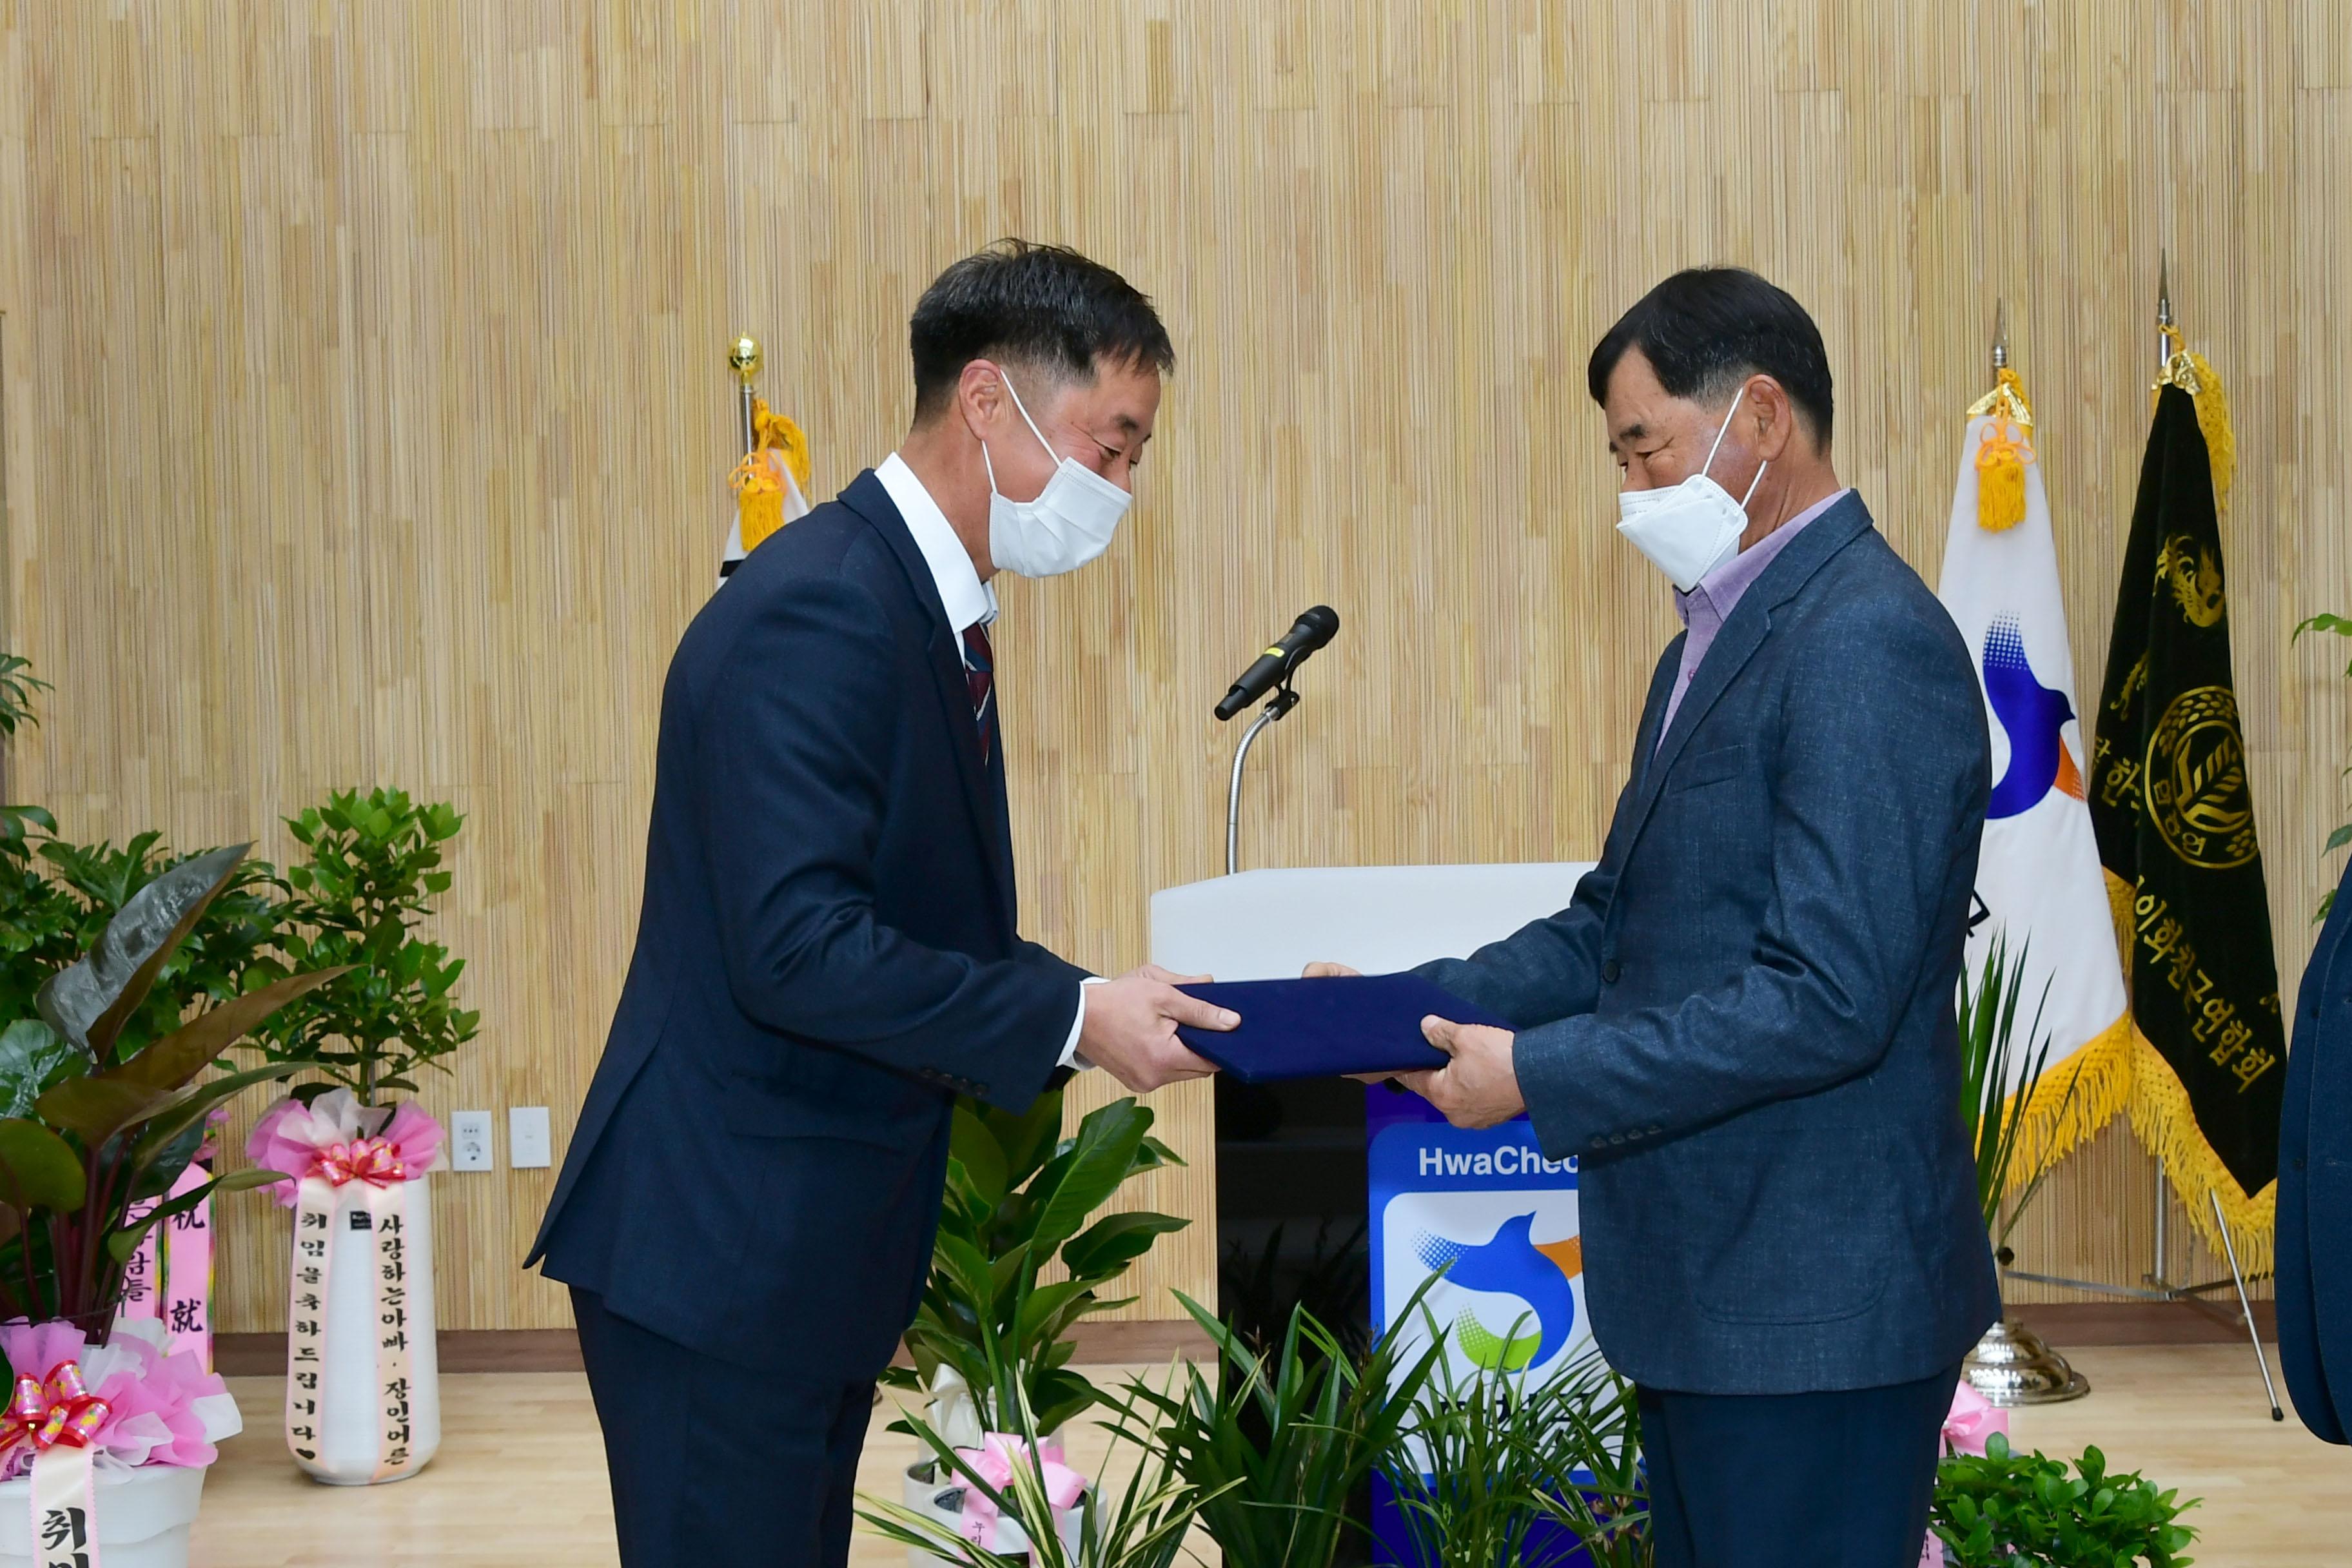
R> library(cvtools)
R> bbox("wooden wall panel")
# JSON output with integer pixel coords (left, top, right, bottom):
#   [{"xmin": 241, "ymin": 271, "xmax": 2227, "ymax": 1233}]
[{"xmin": 0, "ymin": 1, "xmax": 2344, "ymax": 1332}]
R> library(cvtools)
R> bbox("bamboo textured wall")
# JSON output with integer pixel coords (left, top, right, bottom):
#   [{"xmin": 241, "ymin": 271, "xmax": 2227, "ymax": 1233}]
[{"xmin": 0, "ymin": 1, "xmax": 2346, "ymax": 1333}]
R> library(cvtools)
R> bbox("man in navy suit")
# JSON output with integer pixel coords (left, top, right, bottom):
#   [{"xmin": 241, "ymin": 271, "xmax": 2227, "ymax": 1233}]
[
  {"xmin": 1326, "ymin": 270, "xmax": 1997, "ymax": 1566},
  {"xmin": 530, "ymin": 242, "xmax": 1236, "ymax": 1567},
  {"xmin": 2279, "ymin": 856, "xmax": 2352, "ymax": 1444}
]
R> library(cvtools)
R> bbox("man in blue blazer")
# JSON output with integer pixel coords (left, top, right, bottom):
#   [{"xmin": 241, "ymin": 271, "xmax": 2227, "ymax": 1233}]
[
  {"xmin": 2278, "ymin": 856, "xmax": 2352, "ymax": 1444},
  {"xmin": 529, "ymin": 242, "xmax": 1236, "ymax": 1567},
  {"xmin": 1331, "ymin": 270, "xmax": 1998, "ymax": 1565}
]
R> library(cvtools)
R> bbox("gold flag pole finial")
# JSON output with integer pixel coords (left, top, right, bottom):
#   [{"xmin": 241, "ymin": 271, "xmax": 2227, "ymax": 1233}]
[
  {"xmin": 1991, "ymin": 299, "xmax": 2008, "ymax": 375},
  {"xmin": 728, "ymin": 335, "xmax": 762, "ymax": 456}
]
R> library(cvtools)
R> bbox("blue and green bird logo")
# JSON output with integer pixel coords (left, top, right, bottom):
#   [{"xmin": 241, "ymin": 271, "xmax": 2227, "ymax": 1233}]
[{"xmin": 1415, "ymin": 1212, "xmax": 1585, "ymax": 1371}]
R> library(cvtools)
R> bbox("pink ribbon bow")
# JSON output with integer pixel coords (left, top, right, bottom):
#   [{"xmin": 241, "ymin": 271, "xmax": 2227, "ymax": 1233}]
[
  {"xmin": 952, "ymin": 1432, "xmax": 1086, "ymax": 1549},
  {"xmin": 0, "ymin": 1363, "xmax": 110, "ymax": 1463},
  {"xmin": 316, "ymin": 1137, "xmax": 407, "ymax": 1188}
]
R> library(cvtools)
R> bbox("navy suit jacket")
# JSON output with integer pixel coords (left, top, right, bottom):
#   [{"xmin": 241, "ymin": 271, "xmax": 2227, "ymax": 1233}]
[
  {"xmin": 2278, "ymin": 857, "xmax": 2352, "ymax": 1444},
  {"xmin": 1419, "ymin": 495, "xmax": 2001, "ymax": 1395},
  {"xmin": 529, "ymin": 470, "xmax": 1084, "ymax": 1375}
]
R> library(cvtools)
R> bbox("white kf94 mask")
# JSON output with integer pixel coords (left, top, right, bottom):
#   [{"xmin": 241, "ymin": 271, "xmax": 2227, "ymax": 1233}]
[
  {"xmin": 1615, "ymin": 392, "xmax": 1766, "ymax": 592},
  {"xmin": 980, "ymin": 368, "xmax": 1134, "ymax": 578}
]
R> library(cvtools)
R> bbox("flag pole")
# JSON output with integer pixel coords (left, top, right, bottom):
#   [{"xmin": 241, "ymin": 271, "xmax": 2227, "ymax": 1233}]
[
  {"xmin": 2155, "ymin": 251, "xmax": 2174, "ymax": 375},
  {"xmin": 729, "ymin": 333, "xmax": 762, "ymax": 455},
  {"xmin": 2150, "ymin": 254, "xmax": 2171, "ymax": 1292}
]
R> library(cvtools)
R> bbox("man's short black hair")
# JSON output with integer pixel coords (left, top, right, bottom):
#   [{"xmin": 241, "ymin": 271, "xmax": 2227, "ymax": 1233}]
[
  {"xmin": 909, "ymin": 240, "xmax": 1174, "ymax": 422},
  {"xmin": 1586, "ymin": 268, "xmax": 1834, "ymax": 445}
]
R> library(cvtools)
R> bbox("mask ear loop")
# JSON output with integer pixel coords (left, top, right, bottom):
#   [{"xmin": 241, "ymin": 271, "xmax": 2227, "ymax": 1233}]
[
  {"xmin": 992, "ymin": 364, "xmax": 1060, "ymax": 464},
  {"xmin": 1700, "ymin": 383, "xmax": 1770, "ymax": 507}
]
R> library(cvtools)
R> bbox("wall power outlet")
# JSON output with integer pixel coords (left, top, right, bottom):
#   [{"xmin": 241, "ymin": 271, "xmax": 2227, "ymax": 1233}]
[{"xmin": 450, "ymin": 1110, "xmax": 494, "ymax": 1171}]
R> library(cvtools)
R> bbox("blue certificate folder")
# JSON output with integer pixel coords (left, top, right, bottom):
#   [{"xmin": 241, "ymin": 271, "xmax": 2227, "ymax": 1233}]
[{"xmin": 1171, "ymin": 974, "xmax": 1511, "ymax": 1084}]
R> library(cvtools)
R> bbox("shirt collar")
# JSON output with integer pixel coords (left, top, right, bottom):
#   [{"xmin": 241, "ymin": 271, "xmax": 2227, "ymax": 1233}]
[
  {"xmin": 876, "ymin": 452, "xmax": 997, "ymax": 636},
  {"xmin": 1674, "ymin": 487, "xmax": 1852, "ymax": 627}
]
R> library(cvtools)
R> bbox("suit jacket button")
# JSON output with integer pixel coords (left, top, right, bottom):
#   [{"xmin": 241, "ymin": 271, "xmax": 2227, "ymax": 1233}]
[{"xmin": 1600, "ymin": 959, "xmax": 1622, "ymax": 985}]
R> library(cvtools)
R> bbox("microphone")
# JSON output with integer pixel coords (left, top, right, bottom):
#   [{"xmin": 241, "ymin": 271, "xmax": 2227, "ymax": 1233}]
[{"xmin": 1215, "ymin": 605, "xmax": 1340, "ymax": 720}]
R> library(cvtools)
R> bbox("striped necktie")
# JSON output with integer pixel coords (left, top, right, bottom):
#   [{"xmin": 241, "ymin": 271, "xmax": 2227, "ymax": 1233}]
[{"xmin": 962, "ymin": 624, "xmax": 996, "ymax": 763}]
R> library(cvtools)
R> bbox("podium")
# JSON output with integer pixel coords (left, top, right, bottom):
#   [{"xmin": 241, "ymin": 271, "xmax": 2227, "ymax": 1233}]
[
  {"xmin": 1150, "ymin": 862, "xmax": 1598, "ymax": 982},
  {"xmin": 1150, "ymin": 860, "xmax": 1603, "ymax": 1365},
  {"xmin": 1152, "ymin": 861, "xmax": 1605, "ymax": 1560}
]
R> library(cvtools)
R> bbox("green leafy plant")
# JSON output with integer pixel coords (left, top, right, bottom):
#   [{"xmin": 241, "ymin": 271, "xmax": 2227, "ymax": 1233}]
[
  {"xmin": 1957, "ymin": 930, "xmax": 2079, "ymax": 1257},
  {"xmin": 1382, "ymin": 1318, "xmax": 1640, "ymax": 1568},
  {"xmin": 883, "ymin": 1090, "xmax": 1187, "ymax": 1438},
  {"xmin": 242, "ymin": 788, "xmax": 478, "ymax": 1106},
  {"xmin": 1527, "ymin": 1354, "xmax": 1651, "ymax": 1568},
  {"xmin": 1932, "ymin": 1432, "xmax": 2198, "ymax": 1567},
  {"xmin": 21, "ymin": 832, "xmax": 283, "ymax": 1061},
  {"xmin": 2294, "ymin": 611, "xmax": 2352, "ymax": 920},
  {"xmin": 862, "ymin": 1365, "xmax": 1231, "ymax": 1568},
  {"xmin": 1106, "ymin": 1288, "xmax": 1441, "ymax": 1568},
  {"xmin": 0, "ymin": 653, "xmax": 48, "ymax": 738},
  {"xmin": 0, "ymin": 845, "xmax": 342, "ymax": 1322},
  {"xmin": 1220, "ymin": 1217, "xmax": 1371, "ymax": 1362}
]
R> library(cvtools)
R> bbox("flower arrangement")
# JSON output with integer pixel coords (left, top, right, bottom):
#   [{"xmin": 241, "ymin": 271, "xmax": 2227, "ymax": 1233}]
[
  {"xmin": 0, "ymin": 845, "xmax": 336, "ymax": 1324},
  {"xmin": 245, "ymin": 1089, "xmax": 442, "ymax": 1206},
  {"xmin": 0, "ymin": 1318, "xmax": 239, "ymax": 1480}
]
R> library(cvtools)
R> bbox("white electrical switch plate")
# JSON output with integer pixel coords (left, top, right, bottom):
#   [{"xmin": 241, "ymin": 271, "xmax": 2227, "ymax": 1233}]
[
  {"xmin": 509, "ymin": 1106, "xmax": 553, "ymax": 1170},
  {"xmin": 450, "ymin": 1110, "xmax": 494, "ymax": 1171}
]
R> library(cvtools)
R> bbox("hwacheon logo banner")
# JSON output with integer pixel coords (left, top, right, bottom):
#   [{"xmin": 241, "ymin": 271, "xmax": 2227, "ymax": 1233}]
[
  {"xmin": 2090, "ymin": 370, "xmax": 2283, "ymax": 1269},
  {"xmin": 1367, "ymin": 1092, "xmax": 1600, "ymax": 1563}
]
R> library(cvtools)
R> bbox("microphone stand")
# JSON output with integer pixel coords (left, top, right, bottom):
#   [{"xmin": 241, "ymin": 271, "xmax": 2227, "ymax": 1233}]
[{"xmin": 1224, "ymin": 672, "xmax": 1302, "ymax": 876}]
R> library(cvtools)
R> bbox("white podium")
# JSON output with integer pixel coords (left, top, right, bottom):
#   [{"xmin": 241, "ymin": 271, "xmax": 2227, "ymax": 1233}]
[
  {"xmin": 1148, "ymin": 862, "xmax": 1596, "ymax": 981},
  {"xmin": 1151, "ymin": 859, "xmax": 1609, "ymax": 1549}
]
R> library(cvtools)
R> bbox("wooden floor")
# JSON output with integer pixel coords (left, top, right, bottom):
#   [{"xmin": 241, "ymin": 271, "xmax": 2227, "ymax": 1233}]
[{"xmin": 191, "ymin": 1346, "xmax": 2348, "ymax": 1566}]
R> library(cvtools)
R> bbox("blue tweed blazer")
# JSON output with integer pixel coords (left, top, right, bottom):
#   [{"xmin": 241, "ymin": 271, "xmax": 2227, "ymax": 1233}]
[
  {"xmin": 2278, "ymin": 857, "xmax": 2352, "ymax": 1444},
  {"xmin": 1420, "ymin": 494, "xmax": 2001, "ymax": 1395}
]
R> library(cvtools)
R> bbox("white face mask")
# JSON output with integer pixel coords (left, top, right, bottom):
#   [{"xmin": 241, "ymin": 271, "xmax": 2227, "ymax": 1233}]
[
  {"xmin": 979, "ymin": 368, "xmax": 1134, "ymax": 578},
  {"xmin": 1614, "ymin": 391, "xmax": 1767, "ymax": 593}
]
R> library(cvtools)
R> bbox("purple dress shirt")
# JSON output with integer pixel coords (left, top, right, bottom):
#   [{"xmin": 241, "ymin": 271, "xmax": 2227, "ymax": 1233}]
[{"xmin": 1656, "ymin": 489, "xmax": 1852, "ymax": 748}]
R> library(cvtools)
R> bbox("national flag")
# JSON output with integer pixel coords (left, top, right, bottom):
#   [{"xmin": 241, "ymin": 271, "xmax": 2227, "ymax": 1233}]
[
  {"xmin": 2088, "ymin": 327, "xmax": 2282, "ymax": 1268},
  {"xmin": 1936, "ymin": 362, "xmax": 2133, "ymax": 1187},
  {"xmin": 719, "ymin": 398, "xmax": 812, "ymax": 587}
]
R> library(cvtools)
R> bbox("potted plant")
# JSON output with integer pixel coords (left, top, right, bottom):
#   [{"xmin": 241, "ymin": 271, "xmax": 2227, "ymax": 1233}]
[
  {"xmin": 0, "ymin": 843, "xmax": 337, "ymax": 1567},
  {"xmin": 1930, "ymin": 1433, "xmax": 2199, "ymax": 1567},
  {"xmin": 1107, "ymin": 1290, "xmax": 1440, "ymax": 1568},
  {"xmin": 235, "ymin": 787, "xmax": 474, "ymax": 1485},
  {"xmin": 879, "ymin": 1090, "xmax": 1188, "ymax": 1551},
  {"xmin": 862, "ymin": 1357, "xmax": 1230, "ymax": 1568},
  {"xmin": 1378, "ymin": 1318, "xmax": 1638, "ymax": 1568},
  {"xmin": 2295, "ymin": 610, "xmax": 2352, "ymax": 921}
]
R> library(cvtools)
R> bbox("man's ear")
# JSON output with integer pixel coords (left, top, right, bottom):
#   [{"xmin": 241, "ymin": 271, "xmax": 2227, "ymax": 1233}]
[
  {"xmin": 956, "ymin": 360, "xmax": 1006, "ymax": 438},
  {"xmin": 1747, "ymin": 377, "xmax": 1799, "ymax": 463}
]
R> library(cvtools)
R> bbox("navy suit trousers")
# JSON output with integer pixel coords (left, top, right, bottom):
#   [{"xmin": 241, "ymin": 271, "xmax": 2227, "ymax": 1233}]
[
  {"xmin": 1639, "ymin": 1363, "xmax": 1957, "ymax": 1568},
  {"xmin": 573, "ymin": 1288, "xmax": 876, "ymax": 1567}
]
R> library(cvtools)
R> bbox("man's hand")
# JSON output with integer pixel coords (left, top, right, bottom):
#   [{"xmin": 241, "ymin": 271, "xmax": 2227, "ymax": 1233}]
[
  {"xmin": 1302, "ymin": 961, "xmax": 1362, "ymax": 979},
  {"xmin": 1079, "ymin": 972, "xmax": 1233, "ymax": 1093},
  {"xmin": 1395, "ymin": 1015, "xmax": 1525, "ymax": 1129}
]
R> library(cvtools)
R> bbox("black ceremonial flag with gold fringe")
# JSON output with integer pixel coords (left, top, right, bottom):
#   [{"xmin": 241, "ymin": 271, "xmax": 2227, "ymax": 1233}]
[{"xmin": 2089, "ymin": 366, "xmax": 2282, "ymax": 1266}]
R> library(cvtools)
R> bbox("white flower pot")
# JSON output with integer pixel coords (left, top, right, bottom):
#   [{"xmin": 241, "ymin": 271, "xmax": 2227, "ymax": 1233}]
[
  {"xmin": 292, "ymin": 1174, "xmax": 442, "ymax": 1485},
  {"xmin": 0, "ymin": 1462, "xmax": 206, "ymax": 1568}
]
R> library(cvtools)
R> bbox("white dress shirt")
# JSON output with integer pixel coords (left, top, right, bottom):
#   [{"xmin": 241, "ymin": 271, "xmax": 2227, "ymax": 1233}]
[{"xmin": 875, "ymin": 455, "xmax": 1095, "ymax": 1069}]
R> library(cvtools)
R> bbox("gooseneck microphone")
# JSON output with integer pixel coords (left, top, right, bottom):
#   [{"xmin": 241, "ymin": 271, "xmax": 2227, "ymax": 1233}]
[{"xmin": 1215, "ymin": 605, "xmax": 1340, "ymax": 720}]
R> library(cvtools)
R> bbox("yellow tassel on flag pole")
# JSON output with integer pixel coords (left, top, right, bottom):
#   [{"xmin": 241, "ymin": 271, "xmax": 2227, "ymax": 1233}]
[
  {"xmin": 1966, "ymin": 364, "xmax": 2036, "ymax": 533},
  {"xmin": 729, "ymin": 398, "xmax": 812, "ymax": 555}
]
